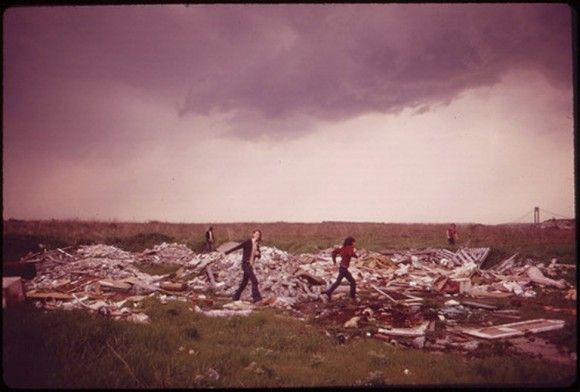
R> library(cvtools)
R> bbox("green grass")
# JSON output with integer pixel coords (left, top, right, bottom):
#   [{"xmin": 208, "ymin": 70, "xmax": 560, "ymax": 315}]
[
  {"xmin": 3, "ymin": 299, "xmax": 576, "ymax": 388},
  {"xmin": 2, "ymin": 219, "xmax": 576, "ymax": 387}
]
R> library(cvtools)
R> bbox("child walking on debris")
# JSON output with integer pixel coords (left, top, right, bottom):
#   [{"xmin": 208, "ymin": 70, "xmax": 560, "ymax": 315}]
[
  {"xmin": 322, "ymin": 236, "xmax": 359, "ymax": 302},
  {"xmin": 224, "ymin": 229, "xmax": 263, "ymax": 303}
]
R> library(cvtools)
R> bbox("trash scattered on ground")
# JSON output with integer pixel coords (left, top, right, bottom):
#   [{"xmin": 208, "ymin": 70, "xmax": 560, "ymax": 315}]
[{"xmin": 7, "ymin": 242, "xmax": 576, "ymax": 362}]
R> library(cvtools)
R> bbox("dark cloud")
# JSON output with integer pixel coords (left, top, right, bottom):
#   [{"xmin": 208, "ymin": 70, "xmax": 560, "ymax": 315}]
[{"xmin": 4, "ymin": 4, "xmax": 572, "ymax": 141}]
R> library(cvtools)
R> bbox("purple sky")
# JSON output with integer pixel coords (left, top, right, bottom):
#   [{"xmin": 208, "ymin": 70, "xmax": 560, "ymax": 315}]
[{"xmin": 3, "ymin": 4, "xmax": 574, "ymax": 223}]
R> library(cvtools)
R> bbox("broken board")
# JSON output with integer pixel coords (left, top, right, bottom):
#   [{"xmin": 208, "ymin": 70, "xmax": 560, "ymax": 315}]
[
  {"xmin": 216, "ymin": 241, "xmax": 241, "ymax": 254},
  {"xmin": 461, "ymin": 318, "xmax": 565, "ymax": 340}
]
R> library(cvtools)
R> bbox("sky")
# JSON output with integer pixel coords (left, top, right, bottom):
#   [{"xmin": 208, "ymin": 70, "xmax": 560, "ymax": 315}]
[{"xmin": 2, "ymin": 4, "xmax": 575, "ymax": 224}]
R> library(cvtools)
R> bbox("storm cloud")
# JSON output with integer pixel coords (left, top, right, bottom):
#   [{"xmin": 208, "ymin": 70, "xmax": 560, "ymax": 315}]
[
  {"xmin": 5, "ymin": 4, "xmax": 572, "ymax": 139},
  {"xmin": 3, "ymin": 4, "xmax": 574, "ymax": 223}
]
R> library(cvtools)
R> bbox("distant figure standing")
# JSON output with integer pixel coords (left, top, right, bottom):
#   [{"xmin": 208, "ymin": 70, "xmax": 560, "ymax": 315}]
[
  {"xmin": 225, "ymin": 229, "xmax": 263, "ymax": 303},
  {"xmin": 204, "ymin": 226, "xmax": 215, "ymax": 252},
  {"xmin": 323, "ymin": 236, "xmax": 359, "ymax": 301},
  {"xmin": 446, "ymin": 223, "xmax": 459, "ymax": 246}
]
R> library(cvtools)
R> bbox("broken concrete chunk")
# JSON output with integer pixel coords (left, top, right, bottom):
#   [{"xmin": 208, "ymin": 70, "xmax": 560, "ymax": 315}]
[
  {"xmin": 126, "ymin": 313, "xmax": 150, "ymax": 324},
  {"xmin": 344, "ymin": 316, "xmax": 361, "ymax": 328}
]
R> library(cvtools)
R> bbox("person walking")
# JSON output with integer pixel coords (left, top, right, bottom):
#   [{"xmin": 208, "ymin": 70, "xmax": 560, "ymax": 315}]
[
  {"xmin": 322, "ymin": 236, "xmax": 359, "ymax": 301},
  {"xmin": 224, "ymin": 229, "xmax": 263, "ymax": 303},
  {"xmin": 204, "ymin": 226, "xmax": 215, "ymax": 252},
  {"xmin": 446, "ymin": 223, "xmax": 459, "ymax": 246}
]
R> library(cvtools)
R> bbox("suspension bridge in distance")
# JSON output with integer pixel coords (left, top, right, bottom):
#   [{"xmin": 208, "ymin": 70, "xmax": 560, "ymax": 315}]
[{"xmin": 504, "ymin": 207, "xmax": 574, "ymax": 226}]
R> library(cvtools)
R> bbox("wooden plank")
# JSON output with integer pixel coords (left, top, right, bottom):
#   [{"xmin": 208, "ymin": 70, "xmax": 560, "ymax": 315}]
[
  {"xmin": 477, "ymin": 248, "xmax": 491, "ymax": 267},
  {"xmin": 489, "ymin": 253, "xmax": 518, "ymax": 272},
  {"xmin": 461, "ymin": 319, "xmax": 564, "ymax": 340},
  {"xmin": 371, "ymin": 284, "xmax": 399, "ymax": 303},
  {"xmin": 99, "ymin": 279, "xmax": 132, "ymax": 292},
  {"xmin": 378, "ymin": 321, "xmax": 429, "ymax": 337},
  {"xmin": 159, "ymin": 282, "xmax": 187, "ymax": 292},
  {"xmin": 25, "ymin": 291, "xmax": 74, "ymax": 300},
  {"xmin": 216, "ymin": 241, "xmax": 240, "ymax": 254},
  {"xmin": 456, "ymin": 251, "xmax": 469, "ymax": 264},
  {"xmin": 457, "ymin": 249, "xmax": 475, "ymax": 264},
  {"xmin": 206, "ymin": 265, "xmax": 217, "ymax": 289},
  {"xmin": 461, "ymin": 300, "xmax": 498, "ymax": 310}
]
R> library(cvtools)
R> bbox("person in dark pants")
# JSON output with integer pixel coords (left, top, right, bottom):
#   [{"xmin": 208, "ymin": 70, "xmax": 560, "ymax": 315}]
[
  {"xmin": 446, "ymin": 223, "xmax": 458, "ymax": 246},
  {"xmin": 204, "ymin": 226, "xmax": 215, "ymax": 252},
  {"xmin": 323, "ymin": 236, "xmax": 359, "ymax": 301},
  {"xmin": 225, "ymin": 229, "xmax": 263, "ymax": 303}
]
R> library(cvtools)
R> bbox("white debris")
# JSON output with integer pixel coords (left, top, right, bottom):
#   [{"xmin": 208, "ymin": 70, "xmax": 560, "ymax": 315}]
[
  {"xmin": 126, "ymin": 313, "xmax": 150, "ymax": 324},
  {"xmin": 526, "ymin": 266, "xmax": 567, "ymax": 289}
]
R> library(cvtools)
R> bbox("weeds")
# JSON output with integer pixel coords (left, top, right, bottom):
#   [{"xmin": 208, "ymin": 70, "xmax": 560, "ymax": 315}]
[
  {"xmin": 3, "ymin": 300, "xmax": 575, "ymax": 388},
  {"xmin": 3, "ymin": 220, "xmax": 575, "ymax": 263},
  {"xmin": 2, "ymin": 220, "xmax": 576, "ymax": 387}
]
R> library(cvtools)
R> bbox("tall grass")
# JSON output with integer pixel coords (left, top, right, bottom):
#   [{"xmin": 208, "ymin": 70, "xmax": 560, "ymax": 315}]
[
  {"xmin": 3, "ymin": 299, "xmax": 575, "ymax": 388},
  {"xmin": 3, "ymin": 219, "xmax": 576, "ymax": 263}
]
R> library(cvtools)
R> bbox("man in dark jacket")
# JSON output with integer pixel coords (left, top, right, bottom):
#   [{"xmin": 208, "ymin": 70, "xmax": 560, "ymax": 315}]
[
  {"xmin": 204, "ymin": 226, "xmax": 215, "ymax": 252},
  {"xmin": 225, "ymin": 229, "xmax": 263, "ymax": 303}
]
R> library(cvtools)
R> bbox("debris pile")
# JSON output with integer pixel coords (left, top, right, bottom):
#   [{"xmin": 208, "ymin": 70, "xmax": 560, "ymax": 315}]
[
  {"xmin": 137, "ymin": 242, "xmax": 195, "ymax": 265},
  {"xmin": 10, "ymin": 242, "xmax": 576, "ymax": 361}
]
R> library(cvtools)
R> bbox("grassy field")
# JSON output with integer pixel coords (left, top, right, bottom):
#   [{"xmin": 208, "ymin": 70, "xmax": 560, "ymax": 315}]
[
  {"xmin": 2, "ymin": 219, "xmax": 576, "ymax": 388},
  {"xmin": 3, "ymin": 219, "xmax": 576, "ymax": 264},
  {"xmin": 3, "ymin": 299, "xmax": 576, "ymax": 388}
]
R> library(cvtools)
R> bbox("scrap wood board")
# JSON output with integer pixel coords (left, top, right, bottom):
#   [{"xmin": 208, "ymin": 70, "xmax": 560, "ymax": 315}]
[
  {"xmin": 461, "ymin": 318, "xmax": 565, "ymax": 340},
  {"xmin": 371, "ymin": 284, "xmax": 423, "ymax": 303},
  {"xmin": 216, "ymin": 241, "xmax": 241, "ymax": 254}
]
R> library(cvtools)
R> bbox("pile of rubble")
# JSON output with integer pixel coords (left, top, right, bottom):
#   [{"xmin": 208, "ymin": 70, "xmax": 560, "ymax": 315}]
[
  {"xmin": 11, "ymin": 243, "xmax": 575, "ymax": 308},
  {"xmin": 3, "ymin": 241, "xmax": 575, "ymax": 360}
]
